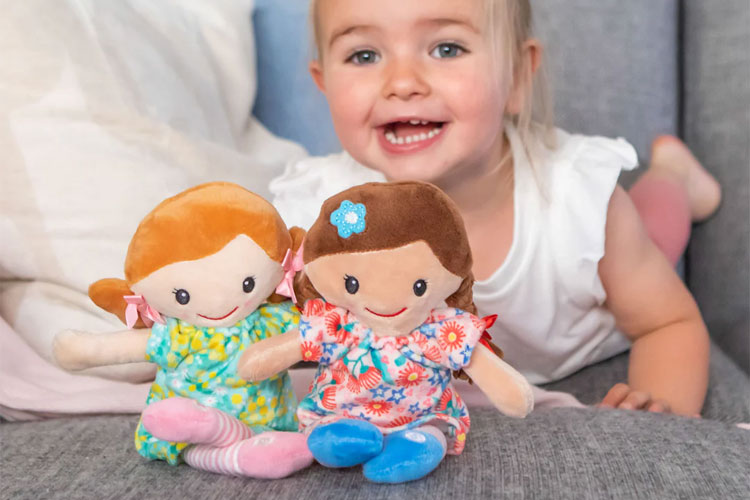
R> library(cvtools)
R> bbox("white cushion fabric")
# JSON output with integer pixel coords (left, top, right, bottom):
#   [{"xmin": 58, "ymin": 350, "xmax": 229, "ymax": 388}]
[{"xmin": 0, "ymin": 0, "xmax": 306, "ymax": 382}]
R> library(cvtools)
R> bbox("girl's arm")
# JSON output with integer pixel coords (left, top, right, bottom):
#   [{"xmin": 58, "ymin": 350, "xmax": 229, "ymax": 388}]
[
  {"xmin": 463, "ymin": 345, "xmax": 534, "ymax": 418},
  {"xmin": 598, "ymin": 187, "xmax": 710, "ymax": 416},
  {"xmin": 237, "ymin": 328, "xmax": 302, "ymax": 382},
  {"xmin": 53, "ymin": 329, "xmax": 150, "ymax": 371}
]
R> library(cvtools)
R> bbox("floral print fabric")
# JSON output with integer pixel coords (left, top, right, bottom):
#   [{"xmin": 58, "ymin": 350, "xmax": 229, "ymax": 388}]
[
  {"xmin": 135, "ymin": 302, "xmax": 300, "ymax": 464},
  {"xmin": 297, "ymin": 299, "xmax": 486, "ymax": 455}
]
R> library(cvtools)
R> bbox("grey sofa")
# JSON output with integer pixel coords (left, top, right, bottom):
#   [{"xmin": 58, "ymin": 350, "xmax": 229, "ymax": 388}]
[{"xmin": 2, "ymin": 1, "xmax": 748, "ymax": 499}]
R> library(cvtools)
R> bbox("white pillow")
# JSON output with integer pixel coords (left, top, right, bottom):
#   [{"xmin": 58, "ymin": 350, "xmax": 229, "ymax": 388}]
[{"xmin": 0, "ymin": 0, "xmax": 307, "ymax": 382}]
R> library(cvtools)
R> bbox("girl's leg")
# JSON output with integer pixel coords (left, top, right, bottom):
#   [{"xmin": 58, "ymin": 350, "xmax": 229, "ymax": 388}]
[
  {"xmin": 628, "ymin": 136, "xmax": 722, "ymax": 265},
  {"xmin": 363, "ymin": 425, "xmax": 447, "ymax": 484},
  {"xmin": 141, "ymin": 397, "xmax": 253, "ymax": 447},
  {"xmin": 183, "ymin": 432, "xmax": 313, "ymax": 479}
]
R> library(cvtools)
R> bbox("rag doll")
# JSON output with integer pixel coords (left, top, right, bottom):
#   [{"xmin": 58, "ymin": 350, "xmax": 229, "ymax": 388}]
[
  {"xmin": 238, "ymin": 181, "xmax": 534, "ymax": 483},
  {"xmin": 53, "ymin": 182, "xmax": 313, "ymax": 478}
]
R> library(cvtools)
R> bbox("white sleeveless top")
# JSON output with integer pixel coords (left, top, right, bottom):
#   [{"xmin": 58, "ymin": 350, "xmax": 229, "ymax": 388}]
[{"xmin": 270, "ymin": 124, "xmax": 639, "ymax": 384}]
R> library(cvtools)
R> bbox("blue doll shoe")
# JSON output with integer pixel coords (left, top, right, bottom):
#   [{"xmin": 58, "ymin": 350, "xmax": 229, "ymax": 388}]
[
  {"xmin": 307, "ymin": 419, "xmax": 384, "ymax": 468},
  {"xmin": 363, "ymin": 429, "xmax": 445, "ymax": 483}
]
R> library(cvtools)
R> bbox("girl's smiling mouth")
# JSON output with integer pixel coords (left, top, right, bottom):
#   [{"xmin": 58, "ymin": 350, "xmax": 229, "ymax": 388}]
[
  {"xmin": 365, "ymin": 307, "xmax": 408, "ymax": 318},
  {"xmin": 377, "ymin": 120, "xmax": 447, "ymax": 155},
  {"xmin": 198, "ymin": 306, "xmax": 239, "ymax": 321}
]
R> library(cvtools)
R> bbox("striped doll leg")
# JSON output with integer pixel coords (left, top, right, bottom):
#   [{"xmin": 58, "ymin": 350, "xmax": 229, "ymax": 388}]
[
  {"xmin": 183, "ymin": 432, "xmax": 313, "ymax": 479},
  {"xmin": 141, "ymin": 397, "xmax": 253, "ymax": 447}
]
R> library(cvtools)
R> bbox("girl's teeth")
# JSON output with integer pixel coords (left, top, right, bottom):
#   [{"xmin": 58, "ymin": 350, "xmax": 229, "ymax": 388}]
[{"xmin": 385, "ymin": 125, "xmax": 443, "ymax": 145}]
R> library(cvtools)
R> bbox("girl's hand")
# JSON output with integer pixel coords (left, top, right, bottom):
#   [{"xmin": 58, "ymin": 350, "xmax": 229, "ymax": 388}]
[{"xmin": 598, "ymin": 383, "xmax": 673, "ymax": 413}]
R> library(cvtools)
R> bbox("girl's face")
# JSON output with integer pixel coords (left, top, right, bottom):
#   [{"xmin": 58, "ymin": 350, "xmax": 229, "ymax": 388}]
[
  {"xmin": 305, "ymin": 241, "xmax": 463, "ymax": 336},
  {"xmin": 312, "ymin": 0, "xmax": 513, "ymax": 185},
  {"xmin": 131, "ymin": 235, "xmax": 284, "ymax": 328}
]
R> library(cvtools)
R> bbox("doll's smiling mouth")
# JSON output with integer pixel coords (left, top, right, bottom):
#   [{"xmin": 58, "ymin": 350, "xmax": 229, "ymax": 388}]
[
  {"xmin": 365, "ymin": 307, "xmax": 407, "ymax": 318},
  {"xmin": 198, "ymin": 306, "xmax": 238, "ymax": 321}
]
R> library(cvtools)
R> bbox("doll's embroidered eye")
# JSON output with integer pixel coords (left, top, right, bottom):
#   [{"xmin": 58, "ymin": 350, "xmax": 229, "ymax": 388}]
[
  {"xmin": 243, "ymin": 277, "xmax": 255, "ymax": 293},
  {"xmin": 173, "ymin": 289, "xmax": 190, "ymax": 305},
  {"xmin": 413, "ymin": 279, "xmax": 427, "ymax": 297},
  {"xmin": 344, "ymin": 275, "xmax": 359, "ymax": 294}
]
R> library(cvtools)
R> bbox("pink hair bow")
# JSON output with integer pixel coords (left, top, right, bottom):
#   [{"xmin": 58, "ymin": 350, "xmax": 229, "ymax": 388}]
[
  {"xmin": 275, "ymin": 245, "xmax": 304, "ymax": 304},
  {"xmin": 123, "ymin": 295, "xmax": 165, "ymax": 329}
]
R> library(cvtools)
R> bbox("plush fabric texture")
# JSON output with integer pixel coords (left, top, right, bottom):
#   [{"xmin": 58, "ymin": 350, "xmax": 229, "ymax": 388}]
[
  {"xmin": 182, "ymin": 431, "xmax": 313, "ymax": 479},
  {"xmin": 298, "ymin": 181, "xmax": 475, "ymax": 313},
  {"xmin": 141, "ymin": 397, "xmax": 254, "ymax": 447},
  {"xmin": 125, "ymin": 182, "xmax": 293, "ymax": 285},
  {"xmin": 302, "ymin": 182, "xmax": 472, "ymax": 277},
  {"xmin": 307, "ymin": 419, "xmax": 384, "ymax": 468},
  {"xmin": 0, "ymin": 0, "xmax": 307, "ymax": 383},
  {"xmin": 3, "ymin": 408, "xmax": 749, "ymax": 499},
  {"xmin": 683, "ymin": 0, "xmax": 750, "ymax": 374},
  {"xmin": 362, "ymin": 428, "xmax": 447, "ymax": 484},
  {"xmin": 133, "ymin": 303, "xmax": 300, "ymax": 464},
  {"xmin": 89, "ymin": 182, "xmax": 294, "ymax": 323}
]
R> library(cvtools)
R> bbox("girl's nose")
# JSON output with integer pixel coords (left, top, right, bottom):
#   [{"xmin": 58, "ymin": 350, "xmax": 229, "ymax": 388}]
[{"xmin": 381, "ymin": 59, "xmax": 430, "ymax": 100}]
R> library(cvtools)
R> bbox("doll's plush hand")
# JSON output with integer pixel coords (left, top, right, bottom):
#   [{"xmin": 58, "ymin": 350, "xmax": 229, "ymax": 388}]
[
  {"xmin": 53, "ymin": 328, "xmax": 151, "ymax": 371},
  {"xmin": 53, "ymin": 330, "xmax": 99, "ymax": 371},
  {"xmin": 598, "ymin": 383, "xmax": 700, "ymax": 417}
]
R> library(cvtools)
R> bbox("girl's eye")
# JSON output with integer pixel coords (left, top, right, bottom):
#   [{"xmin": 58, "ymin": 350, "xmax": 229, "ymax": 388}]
[
  {"xmin": 242, "ymin": 277, "xmax": 255, "ymax": 294},
  {"xmin": 430, "ymin": 43, "xmax": 465, "ymax": 59},
  {"xmin": 413, "ymin": 279, "xmax": 427, "ymax": 297},
  {"xmin": 344, "ymin": 275, "xmax": 360, "ymax": 294},
  {"xmin": 174, "ymin": 289, "xmax": 190, "ymax": 305},
  {"xmin": 347, "ymin": 50, "xmax": 380, "ymax": 65}
]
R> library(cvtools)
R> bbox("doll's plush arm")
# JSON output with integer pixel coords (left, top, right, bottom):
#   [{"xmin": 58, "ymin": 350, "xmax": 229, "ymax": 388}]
[
  {"xmin": 53, "ymin": 329, "xmax": 150, "ymax": 371},
  {"xmin": 463, "ymin": 345, "xmax": 534, "ymax": 418},
  {"xmin": 238, "ymin": 328, "xmax": 303, "ymax": 382}
]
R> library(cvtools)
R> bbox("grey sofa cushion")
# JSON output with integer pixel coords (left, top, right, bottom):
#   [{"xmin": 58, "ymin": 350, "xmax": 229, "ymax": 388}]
[
  {"xmin": 2, "ymin": 343, "xmax": 747, "ymax": 499},
  {"xmin": 533, "ymin": 0, "xmax": 680, "ymax": 161},
  {"xmin": 543, "ymin": 342, "xmax": 750, "ymax": 423},
  {"xmin": 683, "ymin": 0, "xmax": 750, "ymax": 374},
  {"xmin": 2, "ymin": 408, "xmax": 748, "ymax": 500}
]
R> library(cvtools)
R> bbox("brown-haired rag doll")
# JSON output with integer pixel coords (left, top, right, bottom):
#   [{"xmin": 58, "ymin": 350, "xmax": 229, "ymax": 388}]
[
  {"xmin": 53, "ymin": 182, "xmax": 312, "ymax": 479},
  {"xmin": 238, "ymin": 181, "xmax": 533, "ymax": 483}
]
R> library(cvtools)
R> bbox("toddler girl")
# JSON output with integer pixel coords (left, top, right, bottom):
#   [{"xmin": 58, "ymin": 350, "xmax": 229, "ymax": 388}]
[{"xmin": 271, "ymin": 0, "xmax": 722, "ymax": 416}]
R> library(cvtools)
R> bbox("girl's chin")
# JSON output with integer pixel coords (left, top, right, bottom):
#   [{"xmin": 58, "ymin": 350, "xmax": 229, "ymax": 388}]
[{"xmin": 375, "ymin": 161, "xmax": 452, "ymax": 184}]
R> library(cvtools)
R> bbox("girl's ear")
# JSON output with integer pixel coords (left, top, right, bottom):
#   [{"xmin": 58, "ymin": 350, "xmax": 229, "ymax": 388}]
[
  {"xmin": 309, "ymin": 60, "xmax": 326, "ymax": 93},
  {"xmin": 445, "ymin": 275, "xmax": 477, "ymax": 315},
  {"xmin": 89, "ymin": 278, "xmax": 146, "ymax": 328},
  {"xmin": 506, "ymin": 39, "xmax": 543, "ymax": 115}
]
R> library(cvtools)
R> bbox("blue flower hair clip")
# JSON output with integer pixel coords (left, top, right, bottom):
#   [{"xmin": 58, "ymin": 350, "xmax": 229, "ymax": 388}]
[{"xmin": 330, "ymin": 200, "xmax": 367, "ymax": 238}]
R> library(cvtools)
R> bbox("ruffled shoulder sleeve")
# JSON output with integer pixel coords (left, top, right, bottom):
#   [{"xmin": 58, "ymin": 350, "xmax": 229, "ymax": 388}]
[
  {"xmin": 270, "ymin": 152, "xmax": 386, "ymax": 229},
  {"xmin": 422, "ymin": 308, "xmax": 485, "ymax": 370},
  {"xmin": 298, "ymin": 299, "xmax": 357, "ymax": 365},
  {"xmin": 547, "ymin": 132, "xmax": 639, "ymax": 304}
]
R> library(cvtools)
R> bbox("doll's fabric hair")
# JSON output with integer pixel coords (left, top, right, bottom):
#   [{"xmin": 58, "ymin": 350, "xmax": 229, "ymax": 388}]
[
  {"xmin": 296, "ymin": 181, "xmax": 477, "ymax": 314},
  {"xmin": 89, "ymin": 182, "xmax": 300, "ymax": 325}
]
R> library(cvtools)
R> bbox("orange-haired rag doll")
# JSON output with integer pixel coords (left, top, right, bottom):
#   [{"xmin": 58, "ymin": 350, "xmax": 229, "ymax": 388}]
[
  {"xmin": 54, "ymin": 182, "xmax": 312, "ymax": 478},
  {"xmin": 238, "ymin": 181, "xmax": 534, "ymax": 483}
]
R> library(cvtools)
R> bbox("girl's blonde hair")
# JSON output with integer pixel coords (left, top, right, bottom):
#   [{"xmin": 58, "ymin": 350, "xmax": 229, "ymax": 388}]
[{"xmin": 310, "ymin": 0, "xmax": 555, "ymax": 152}]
